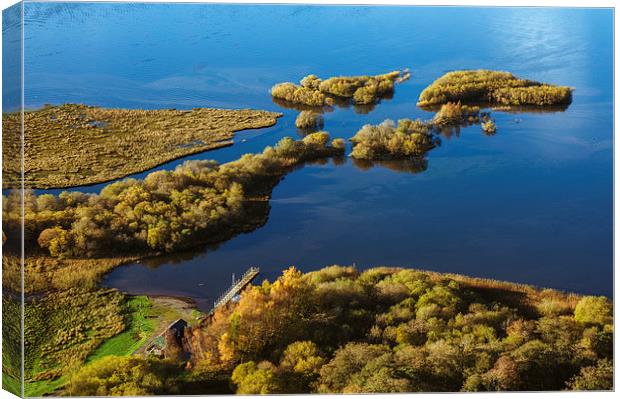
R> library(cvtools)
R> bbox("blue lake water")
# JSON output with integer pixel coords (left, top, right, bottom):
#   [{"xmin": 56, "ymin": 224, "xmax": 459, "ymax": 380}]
[{"xmin": 20, "ymin": 3, "xmax": 613, "ymax": 309}]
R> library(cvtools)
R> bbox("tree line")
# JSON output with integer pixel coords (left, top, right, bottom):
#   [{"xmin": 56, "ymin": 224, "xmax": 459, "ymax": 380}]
[
  {"xmin": 67, "ymin": 266, "xmax": 612, "ymax": 394},
  {"xmin": 2, "ymin": 133, "xmax": 345, "ymax": 259}
]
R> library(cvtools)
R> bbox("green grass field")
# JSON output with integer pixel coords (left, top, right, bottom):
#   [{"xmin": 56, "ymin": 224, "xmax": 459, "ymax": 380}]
[{"xmin": 86, "ymin": 296, "xmax": 155, "ymax": 362}]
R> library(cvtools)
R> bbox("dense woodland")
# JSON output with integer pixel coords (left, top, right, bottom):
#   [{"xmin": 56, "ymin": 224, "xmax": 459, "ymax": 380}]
[{"xmin": 65, "ymin": 266, "xmax": 613, "ymax": 395}]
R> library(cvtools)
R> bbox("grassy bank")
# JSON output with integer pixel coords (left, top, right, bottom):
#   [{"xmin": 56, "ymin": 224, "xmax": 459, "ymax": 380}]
[{"xmin": 2, "ymin": 104, "xmax": 282, "ymax": 189}]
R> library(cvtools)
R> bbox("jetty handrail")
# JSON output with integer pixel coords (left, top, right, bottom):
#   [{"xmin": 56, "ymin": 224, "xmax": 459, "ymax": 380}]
[{"xmin": 211, "ymin": 267, "xmax": 260, "ymax": 312}]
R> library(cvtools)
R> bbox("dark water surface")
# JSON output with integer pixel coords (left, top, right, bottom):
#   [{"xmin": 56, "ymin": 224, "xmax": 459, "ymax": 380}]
[{"xmin": 22, "ymin": 4, "xmax": 613, "ymax": 310}]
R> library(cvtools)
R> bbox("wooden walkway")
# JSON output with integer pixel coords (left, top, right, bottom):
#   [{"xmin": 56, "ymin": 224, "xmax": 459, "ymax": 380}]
[{"xmin": 210, "ymin": 267, "xmax": 260, "ymax": 314}]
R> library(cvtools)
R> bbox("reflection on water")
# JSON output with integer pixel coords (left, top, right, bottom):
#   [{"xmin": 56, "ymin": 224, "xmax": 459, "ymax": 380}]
[
  {"xmin": 491, "ymin": 104, "xmax": 571, "ymax": 114},
  {"xmin": 420, "ymin": 103, "xmax": 571, "ymax": 115},
  {"xmin": 351, "ymin": 158, "xmax": 429, "ymax": 174},
  {"xmin": 270, "ymin": 91, "xmax": 392, "ymax": 115},
  {"xmin": 22, "ymin": 4, "xmax": 613, "ymax": 304}
]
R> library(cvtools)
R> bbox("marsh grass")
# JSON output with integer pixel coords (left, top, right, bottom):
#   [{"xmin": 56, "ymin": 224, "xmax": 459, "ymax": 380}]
[
  {"xmin": 23, "ymin": 289, "xmax": 126, "ymax": 384},
  {"xmin": 2, "ymin": 104, "xmax": 282, "ymax": 189},
  {"xmin": 0, "ymin": 253, "xmax": 141, "ymax": 294},
  {"xmin": 417, "ymin": 70, "xmax": 572, "ymax": 107},
  {"xmin": 2, "ymin": 294, "xmax": 22, "ymax": 396}
]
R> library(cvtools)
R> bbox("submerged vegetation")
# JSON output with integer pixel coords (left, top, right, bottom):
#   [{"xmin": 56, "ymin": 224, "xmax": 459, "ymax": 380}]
[
  {"xmin": 1, "ymin": 104, "xmax": 282, "ymax": 189},
  {"xmin": 417, "ymin": 70, "xmax": 573, "ymax": 107},
  {"xmin": 66, "ymin": 265, "xmax": 610, "ymax": 394},
  {"xmin": 482, "ymin": 119, "xmax": 497, "ymax": 135},
  {"xmin": 271, "ymin": 70, "xmax": 409, "ymax": 108}
]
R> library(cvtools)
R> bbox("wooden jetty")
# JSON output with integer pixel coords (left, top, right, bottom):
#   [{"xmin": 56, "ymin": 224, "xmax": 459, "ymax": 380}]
[
  {"xmin": 210, "ymin": 266, "xmax": 260, "ymax": 314},
  {"xmin": 140, "ymin": 267, "xmax": 260, "ymax": 358}
]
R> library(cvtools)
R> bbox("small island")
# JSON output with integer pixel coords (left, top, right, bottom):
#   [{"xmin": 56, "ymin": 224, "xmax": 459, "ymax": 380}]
[
  {"xmin": 350, "ymin": 118, "xmax": 437, "ymax": 160},
  {"xmin": 349, "ymin": 101, "xmax": 492, "ymax": 162},
  {"xmin": 295, "ymin": 110, "xmax": 324, "ymax": 130},
  {"xmin": 417, "ymin": 70, "xmax": 573, "ymax": 107},
  {"xmin": 2, "ymin": 104, "xmax": 283, "ymax": 189},
  {"xmin": 271, "ymin": 70, "xmax": 410, "ymax": 107}
]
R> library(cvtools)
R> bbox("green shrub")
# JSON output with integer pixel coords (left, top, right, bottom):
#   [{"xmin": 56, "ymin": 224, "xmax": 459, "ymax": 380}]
[
  {"xmin": 567, "ymin": 359, "xmax": 613, "ymax": 390},
  {"xmin": 574, "ymin": 296, "xmax": 612, "ymax": 325},
  {"xmin": 481, "ymin": 120, "xmax": 497, "ymax": 135},
  {"xmin": 536, "ymin": 297, "xmax": 573, "ymax": 317},
  {"xmin": 65, "ymin": 356, "xmax": 180, "ymax": 396},
  {"xmin": 271, "ymin": 70, "xmax": 407, "ymax": 107},
  {"xmin": 295, "ymin": 111, "xmax": 324, "ymax": 130},
  {"xmin": 350, "ymin": 119, "xmax": 436, "ymax": 160},
  {"xmin": 271, "ymin": 83, "xmax": 329, "ymax": 106},
  {"xmin": 232, "ymin": 361, "xmax": 279, "ymax": 394}
]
